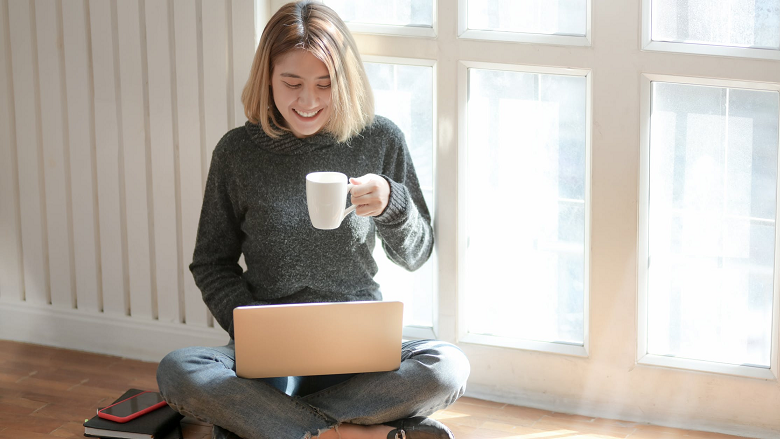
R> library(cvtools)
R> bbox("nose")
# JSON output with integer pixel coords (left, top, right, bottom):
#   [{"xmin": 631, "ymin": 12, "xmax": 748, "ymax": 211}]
[{"xmin": 298, "ymin": 84, "xmax": 318, "ymax": 108}]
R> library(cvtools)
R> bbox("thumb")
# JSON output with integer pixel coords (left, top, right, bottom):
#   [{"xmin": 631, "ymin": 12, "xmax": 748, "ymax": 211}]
[{"xmin": 349, "ymin": 176, "xmax": 366, "ymax": 185}]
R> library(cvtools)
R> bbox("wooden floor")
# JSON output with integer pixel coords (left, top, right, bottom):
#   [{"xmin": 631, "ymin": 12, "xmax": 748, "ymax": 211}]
[{"xmin": 0, "ymin": 340, "xmax": 752, "ymax": 439}]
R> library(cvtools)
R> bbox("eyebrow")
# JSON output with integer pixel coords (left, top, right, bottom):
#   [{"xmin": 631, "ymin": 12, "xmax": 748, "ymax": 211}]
[{"xmin": 279, "ymin": 73, "xmax": 331, "ymax": 80}]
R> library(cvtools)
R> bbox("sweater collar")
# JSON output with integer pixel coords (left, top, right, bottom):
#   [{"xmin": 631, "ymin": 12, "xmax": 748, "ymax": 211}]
[{"xmin": 244, "ymin": 121, "xmax": 338, "ymax": 155}]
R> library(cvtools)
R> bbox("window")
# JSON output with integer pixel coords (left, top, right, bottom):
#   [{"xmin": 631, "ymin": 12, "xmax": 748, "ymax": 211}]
[
  {"xmin": 643, "ymin": 0, "xmax": 780, "ymax": 59},
  {"xmin": 639, "ymin": 0, "xmax": 780, "ymax": 383},
  {"xmin": 460, "ymin": 63, "xmax": 590, "ymax": 355},
  {"xmin": 363, "ymin": 58, "xmax": 436, "ymax": 335},
  {"xmin": 639, "ymin": 75, "xmax": 780, "ymax": 378},
  {"xmin": 459, "ymin": 0, "xmax": 591, "ymax": 45},
  {"xmin": 322, "ymin": 0, "xmax": 436, "ymax": 37},
  {"xmin": 319, "ymin": 0, "xmax": 592, "ymax": 353}
]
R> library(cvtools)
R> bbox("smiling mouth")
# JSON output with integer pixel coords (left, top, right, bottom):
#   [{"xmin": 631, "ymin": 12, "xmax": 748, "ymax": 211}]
[{"xmin": 294, "ymin": 108, "xmax": 321, "ymax": 118}]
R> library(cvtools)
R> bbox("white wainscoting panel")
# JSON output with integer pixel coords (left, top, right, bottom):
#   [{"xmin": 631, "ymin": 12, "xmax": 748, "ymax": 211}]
[
  {"xmin": 0, "ymin": 0, "xmax": 24, "ymax": 303},
  {"xmin": 62, "ymin": 0, "xmax": 101, "ymax": 314},
  {"xmin": 146, "ymin": 0, "xmax": 182, "ymax": 325},
  {"xmin": 8, "ymin": 0, "xmax": 49, "ymax": 306},
  {"xmin": 202, "ymin": 0, "xmax": 230, "ymax": 170},
  {"xmin": 89, "ymin": 0, "xmax": 126, "ymax": 316},
  {"xmin": 36, "ymin": 0, "xmax": 75, "ymax": 311},
  {"xmin": 117, "ymin": 0, "xmax": 154, "ymax": 321},
  {"xmin": 0, "ymin": 0, "xmax": 258, "ymax": 357}
]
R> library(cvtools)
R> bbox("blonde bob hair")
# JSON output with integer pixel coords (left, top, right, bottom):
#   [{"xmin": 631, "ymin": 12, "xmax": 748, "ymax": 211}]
[{"xmin": 241, "ymin": 1, "xmax": 374, "ymax": 143}]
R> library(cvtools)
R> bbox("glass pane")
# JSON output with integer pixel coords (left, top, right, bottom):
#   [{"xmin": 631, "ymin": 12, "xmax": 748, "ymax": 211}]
[
  {"xmin": 365, "ymin": 62, "xmax": 434, "ymax": 328},
  {"xmin": 324, "ymin": 0, "xmax": 433, "ymax": 27},
  {"xmin": 648, "ymin": 82, "xmax": 779, "ymax": 367},
  {"xmin": 466, "ymin": 68, "xmax": 588, "ymax": 345},
  {"xmin": 467, "ymin": 0, "xmax": 587, "ymax": 36},
  {"xmin": 651, "ymin": 0, "xmax": 780, "ymax": 50}
]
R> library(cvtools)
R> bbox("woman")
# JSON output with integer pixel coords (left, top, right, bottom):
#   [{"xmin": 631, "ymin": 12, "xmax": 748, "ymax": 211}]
[{"xmin": 156, "ymin": 2, "xmax": 470, "ymax": 438}]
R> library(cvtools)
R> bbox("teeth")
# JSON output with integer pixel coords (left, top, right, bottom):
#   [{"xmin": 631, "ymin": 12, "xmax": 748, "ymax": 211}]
[{"xmin": 294, "ymin": 109, "xmax": 319, "ymax": 118}]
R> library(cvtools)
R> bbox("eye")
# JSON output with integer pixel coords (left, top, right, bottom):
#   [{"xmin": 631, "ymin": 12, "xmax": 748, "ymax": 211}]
[
  {"xmin": 318, "ymin": 83, "xmax": 331, "ymax": 90},
  {"xmin": 283, "ymin": 82, "xmax": 301, "ymax": 89}
]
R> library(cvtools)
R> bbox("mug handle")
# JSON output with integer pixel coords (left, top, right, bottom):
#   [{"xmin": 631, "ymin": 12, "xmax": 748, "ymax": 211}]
[{"xmin": 342, "ymin": 183, "xmax": 357, "ymax": 220}]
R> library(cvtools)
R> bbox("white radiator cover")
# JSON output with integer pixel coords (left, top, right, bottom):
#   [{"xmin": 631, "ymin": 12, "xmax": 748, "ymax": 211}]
[{"xmin": 0, "ymin": 0, "xmax": 260, "ymax": 362}]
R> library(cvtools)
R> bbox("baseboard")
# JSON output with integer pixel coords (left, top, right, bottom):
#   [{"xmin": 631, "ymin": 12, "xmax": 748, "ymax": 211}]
[
  {"xmin": 465, "ymin": 383, "xmax": 776, "ymax": 439},
  {"xmin": 0, "ymin": 301, "xmax": 230, "ymax": 363}
]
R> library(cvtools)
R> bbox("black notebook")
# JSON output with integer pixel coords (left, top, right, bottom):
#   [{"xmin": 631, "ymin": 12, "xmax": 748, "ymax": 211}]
[{"xmin": 83, "ymin": 389, "xmax": 183, "ymax": 439}]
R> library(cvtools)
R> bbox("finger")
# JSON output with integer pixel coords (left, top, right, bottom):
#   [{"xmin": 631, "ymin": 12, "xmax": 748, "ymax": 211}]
[
  {"xmin": 349, "ymin": 176, "xmax": 372, "ymax": 186},
  {"xmin": 350, "ymin": 191, "xmax": 374, "ymax": 203},
  {"xmin": 349, "ymin": 181, "xmax": 368, "ymax": 196},
  {"xmin": 350, "ymin": 181, "xmax": 378, "ymax": 198},
  {"xmin": 355, "ymin": 203, "xmax": 379, "ymax": 217},
  {"xmin": 353, "ymin": 185, "xmax": 383, "ymax": 201},
  {"xmin": 350, "ymin": 188, "xmax": 368, "ymax": 199}
]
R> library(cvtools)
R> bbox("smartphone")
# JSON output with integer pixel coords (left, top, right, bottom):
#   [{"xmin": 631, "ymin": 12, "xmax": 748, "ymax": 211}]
[{"xmin": 97, "ymin": 391, "xmax": 168, "ymax": 423}]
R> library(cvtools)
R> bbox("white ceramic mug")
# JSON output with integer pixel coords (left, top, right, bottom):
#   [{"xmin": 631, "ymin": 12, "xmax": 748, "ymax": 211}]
[{"xmin": 306, "ymin": 172, "xmax": 357, "ymax": 230}]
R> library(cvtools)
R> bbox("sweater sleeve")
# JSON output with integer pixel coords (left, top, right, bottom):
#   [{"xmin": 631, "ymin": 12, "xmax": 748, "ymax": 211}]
[
  {"xmin": 189, "ymin": 144, "xmax": 266, "ymax": 339},
  {"xmin": 373, "ymin": 125, "xmax": 434, "ymax": 272}
]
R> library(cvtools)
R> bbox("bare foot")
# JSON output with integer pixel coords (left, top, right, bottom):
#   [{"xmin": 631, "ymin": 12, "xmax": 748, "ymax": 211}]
[{"xmin": 316, "ymin": 423, "xmax": 394, "ymax": 439}]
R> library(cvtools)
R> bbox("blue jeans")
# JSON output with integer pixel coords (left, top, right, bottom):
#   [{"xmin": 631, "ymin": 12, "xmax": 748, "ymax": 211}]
[{"xmin": 156, "ymin": 339, "xmax": 470, "ymax": 439}]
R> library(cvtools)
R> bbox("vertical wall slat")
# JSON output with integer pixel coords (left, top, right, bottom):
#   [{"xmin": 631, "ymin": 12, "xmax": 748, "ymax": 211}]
[
  {"xmin": 145, "ymin": 0, "xmax": 181, "ymax": 324},
  {"xmin": 35, "ymin": 0, "xmax": 75, "ymax": 309},
  {"xmin": 8, "ymin": 0, "xmax": 48, "ymax": 305},
  {"xmin": 116, "ymin": 0, "xmax": 154, "ymax": 320},
  {"xmin": 231, "ymin": 0, "xmax": 254, "ymax": 128},
  {"xmin": 62, "ymin": 0, "xmax": 100, "ymax": 312},
  {"xmin": 0, "ymin": 0, "xmax": 24, "ymax": 303},
  {"xmin": 89, "ymin": 0, "xmax": 125, "ymax": 315},
  {"xmin": 174, "ymin": 0, "xmax": 209, "ymax": 327},
  {"xmin": 202, "ymin": 0, "xmax": 229, "ymax": 167}
]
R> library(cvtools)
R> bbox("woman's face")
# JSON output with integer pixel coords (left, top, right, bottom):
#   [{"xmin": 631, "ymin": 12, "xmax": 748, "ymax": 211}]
[{"xmin": 271, "ymin": 50, "xmax": 332, "ymax": 138}]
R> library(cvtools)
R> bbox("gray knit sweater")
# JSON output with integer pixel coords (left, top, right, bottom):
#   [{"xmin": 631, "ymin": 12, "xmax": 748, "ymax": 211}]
[{"xmin": 190, "ymin": 115, "xmax": 433, "ymax": 339}]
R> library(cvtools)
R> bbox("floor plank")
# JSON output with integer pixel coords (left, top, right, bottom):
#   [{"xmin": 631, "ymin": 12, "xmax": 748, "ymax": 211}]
[{"xmin": 0, "ymin": 340, "xmax": 755, "ymax": 438}]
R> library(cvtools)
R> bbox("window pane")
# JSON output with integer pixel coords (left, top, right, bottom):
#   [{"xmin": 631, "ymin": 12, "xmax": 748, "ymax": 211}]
[
  {"xmin": 651, "ymin": 0, "xmax": 780, "ymax": 50},
  {"xmin": 365, "ymin": 62, "xmax": 434, "ymax": 328},
  {"xmin": 467, "ymin": 0, "xmax": 587, "ymax": 36},
  {"xmin": 466, "ymin": 68, "xmax": 587, "ymax": 345},
  {"xmin": 324, "ymin": 0, "xmax": 433, "ymax": 27},
  {"xmin": 648, "ymin": 82, "xmax": 779, "ymax": 367}
]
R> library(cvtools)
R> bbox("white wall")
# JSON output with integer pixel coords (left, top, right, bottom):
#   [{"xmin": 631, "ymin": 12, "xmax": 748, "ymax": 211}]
[{"xmin": 0, "ymin": 0, "xmax": 262, "ymax": 359}]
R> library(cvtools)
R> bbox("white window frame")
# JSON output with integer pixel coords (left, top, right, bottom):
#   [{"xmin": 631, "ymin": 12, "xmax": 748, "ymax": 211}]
[
  {"xmin": 323, "ymin": 0, "xmax": 438, "ymax": 38},
  {"xmin": 456, "ymin": 60, "xmax": 593, "ymax": 358},
  {"xmin": 637, "ymin": 72, "xmax": 780, "ymax": 380},
  {"xmin": 641, "ymin": 0, "xmax": 780, "ymax": 61},
  {"xmin": 362, "ymin": 55, "xmax": 439, "ymax": 341},
  {"xmin": 342, "ymin": 22, "xmax": 437, "ymax": 39},
  {"xmin": 457, "ymin": 0, "xmax": 592, "ymax": 47}
]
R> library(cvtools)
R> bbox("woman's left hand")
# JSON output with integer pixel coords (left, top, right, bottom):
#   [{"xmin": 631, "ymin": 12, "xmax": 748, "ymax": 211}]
[{"xmin": 349, "ymin": 174, "xmax": 390, "ymax": 217}]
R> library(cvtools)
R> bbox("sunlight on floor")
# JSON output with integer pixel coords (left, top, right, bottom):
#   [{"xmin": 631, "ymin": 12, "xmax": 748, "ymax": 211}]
[{"xmin": 426, "ymin": 397, "xmax": 750, "ymax": 439}]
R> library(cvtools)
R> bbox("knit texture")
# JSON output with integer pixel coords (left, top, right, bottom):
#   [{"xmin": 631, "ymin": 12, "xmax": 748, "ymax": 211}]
[{"xmin": 190, "ymin": 116, "xmax": 433, "ymax": 338}]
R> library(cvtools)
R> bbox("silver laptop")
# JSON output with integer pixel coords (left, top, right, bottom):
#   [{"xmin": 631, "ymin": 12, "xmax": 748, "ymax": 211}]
[{"xmin": 233, "ymin": 301, "xmax": 404, "ymax": 378}]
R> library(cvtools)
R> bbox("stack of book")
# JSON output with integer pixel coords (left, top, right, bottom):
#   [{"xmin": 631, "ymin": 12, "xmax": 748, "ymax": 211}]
[{"xmin": 83, "ymin": 389, "xmax": 183, "ymax": 439}]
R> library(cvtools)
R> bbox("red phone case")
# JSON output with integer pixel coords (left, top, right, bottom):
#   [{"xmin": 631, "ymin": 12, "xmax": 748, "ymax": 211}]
[{"xmin": 97, "ymin": 391, "xmax": 168, "ymax": 423}]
